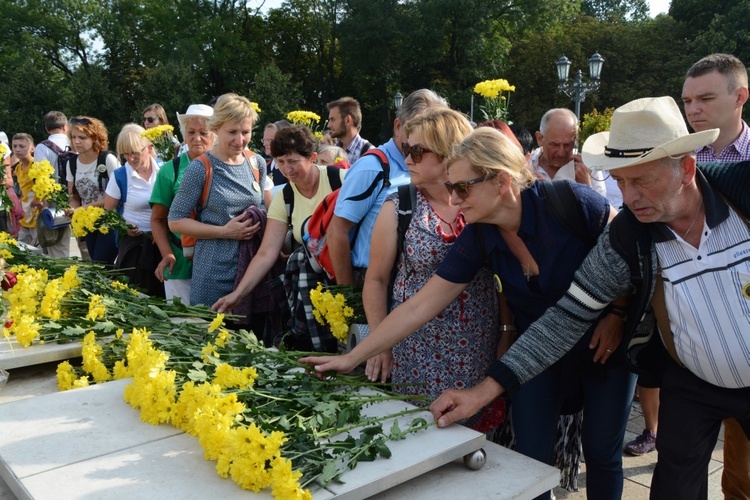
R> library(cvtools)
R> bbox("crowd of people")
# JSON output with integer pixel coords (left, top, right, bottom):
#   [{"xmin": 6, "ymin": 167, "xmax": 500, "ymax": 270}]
[{"xmin": 0, "ymin": 52, "xmax": 748, "ymax": 500}]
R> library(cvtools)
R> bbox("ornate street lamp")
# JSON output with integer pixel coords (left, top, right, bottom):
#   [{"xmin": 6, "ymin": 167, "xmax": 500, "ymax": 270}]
[
  {"xmin": 394, "ymin": 92, "xmax": 403, "ymax": 110},
  {"xmin": 556, "ymin": 53, "xmax": 604, "ymax": 121}
]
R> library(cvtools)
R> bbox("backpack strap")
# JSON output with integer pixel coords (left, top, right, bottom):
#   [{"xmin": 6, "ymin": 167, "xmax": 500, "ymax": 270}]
[
  {"xmin": 195, "ymin": 155, "xmax": 213, "ymax": 215},
  {"xmin": 395, "ymin": 183, "xmax": 416, "ymax": 261},
  {"xmin": 69, "ymin": 155, "xmax": 78, "ymax": 195},
  {"xmin": 172, "ymin": 154, "xmax": 182, "ymax": 182},
  {"xmin": 283, "ymin": 183, "xmax": 294, "ymax": 225},
  {"xmin": 651, "ymin": 271, "xmax": 683, "ymax": 367},
  {"xmin": 113, "ymin": 166, "xmax": 128, "ymax": 214},
  {"xmin": 96, "ymin": 151, "xmax": 113, "ymax": 192},
  {"xmin": 390, "ymin": 183, "xmax": 417, "ymax": 294},
  {"xmin": 242, "ymin": 150, "xmax": 261, "ymax": 184},
  {"xmin": 538, "ymin": 180, "xmax": 596, "ymax": 246},
  {"xmin": 326, "ymin": 165, "xmax": 343, "ymax": 190},
  {"xmin": 361, "ymin": 148, "xmax": 391, "ymax": 188}
]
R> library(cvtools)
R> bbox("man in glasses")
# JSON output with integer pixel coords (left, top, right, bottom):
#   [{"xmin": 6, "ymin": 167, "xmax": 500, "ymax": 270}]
[
  {"xmin": 531, "ymin": 108, "xmax": 606, "ymax": 197},
  {"xmin": 326, "ymin": 97, "xmax": 372, "ymax": 165},
  {"xmin": 327, "ymin": 89, "xmax": 448, "ymax": 286}
]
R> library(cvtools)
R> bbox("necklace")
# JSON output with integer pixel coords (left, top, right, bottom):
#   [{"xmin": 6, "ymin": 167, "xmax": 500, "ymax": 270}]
[{"xmin": 682, "ymin": 198, "xmax": 703, "ymax": 240}]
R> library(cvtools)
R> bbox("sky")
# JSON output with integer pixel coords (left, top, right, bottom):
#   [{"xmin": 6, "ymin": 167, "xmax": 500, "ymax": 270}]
[{"xmin": 254, "ymin": 0, "xmax": 672, "ymax": 17}]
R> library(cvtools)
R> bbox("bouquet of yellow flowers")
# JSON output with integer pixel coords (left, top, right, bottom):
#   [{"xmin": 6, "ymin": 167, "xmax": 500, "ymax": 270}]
[
  {"xmin": 310, "ymin": 283, "xmax": 365, "ymax": 343},
  {"xmin": 287, "ymin": 110, "xmax": 324, "ymax": 141},
  {"xmin": 474, "ymin": 78, "xmax": 516, "ymax": 122},
  {"xmin": 27, "ymin": 160, "xmax": 70, "ymax": 211},
  {"xmin": 141, "ymin": 125, "xmax": 176, "ymax": 162},
  {"xmin": 71, "ymin": 206, "xmax": 130, "ymax": 238}
]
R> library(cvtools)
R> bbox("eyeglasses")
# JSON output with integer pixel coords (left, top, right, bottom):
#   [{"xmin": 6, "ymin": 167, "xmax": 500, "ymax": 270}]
[
  {"xmin": 142, "ymin": 116, "xmax": 159, "ymax": 124},
  {"xmin": 123, "ymin": 146, "xmax": 148, "ymax": 158},
  {"xmin": 444, "ymin": 174, "xmax": 496, "ymax": 199},
  {"xmin": 402, "ymin": 142, "xmax": 433, "ymax": 163},
  {"xmin": 70, "ymin": 117, "xmax": 92, "ymax": 126}
]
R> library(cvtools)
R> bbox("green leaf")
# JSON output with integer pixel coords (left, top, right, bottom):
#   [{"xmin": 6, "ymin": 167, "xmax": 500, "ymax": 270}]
[
  {"xmin": 147, "ymin": 304, "xmax": 170, "ymax": 320},
  {"xmin": 187, "ymin": 369, "xmax": 208, "ymax": 382},
  {"xmin": 319, "ymin": 460, "xmax": 341, "ymax": 485},
  {"xmin": 388, "ymin": 420, "xmax": 402, "ymax": 440},
  {"xmin": 376, "ymin": 441, "xmax": 392, "ymax": 459}
]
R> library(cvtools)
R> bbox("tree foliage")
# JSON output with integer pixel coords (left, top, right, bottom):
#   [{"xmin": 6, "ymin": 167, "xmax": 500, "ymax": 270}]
[{"xmin": 0, "ymin": 0, "xmax": 744, "ymax": 143}]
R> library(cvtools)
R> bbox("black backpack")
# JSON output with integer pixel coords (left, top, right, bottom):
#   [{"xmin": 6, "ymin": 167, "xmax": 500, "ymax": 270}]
[
  {"xmin": 40, "ymin": 140, "xmax": 77, "ymax": 186},
  {"xmin": 69, "ymin": 150, "xmax": 116, "ymax": 195}
]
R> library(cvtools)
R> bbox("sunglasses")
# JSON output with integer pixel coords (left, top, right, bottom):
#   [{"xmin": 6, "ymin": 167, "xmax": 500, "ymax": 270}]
[
  {"xmin": 402, "ymin": 142, "xmax": 433, "ymax": 163},
  {"xmin": 70, "ymin": 117, "xmax": 92, "ymax": 126},
  {"xmin": 444, "ymin": 174, "xmax": 495, "ymax": 199},
  {"xmin": 142, "ymin": 116, "xmax": 159, "ymax": 124}
]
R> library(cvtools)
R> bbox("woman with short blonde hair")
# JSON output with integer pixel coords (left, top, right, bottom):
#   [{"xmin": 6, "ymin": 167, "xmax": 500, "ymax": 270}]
[
  {"xmin": 168, "ymin": 94, "xmax": 270, "ymax": 321},
  {"xmin": 104, "ymin": 124, "xmax": 163, "ymax": 296}
]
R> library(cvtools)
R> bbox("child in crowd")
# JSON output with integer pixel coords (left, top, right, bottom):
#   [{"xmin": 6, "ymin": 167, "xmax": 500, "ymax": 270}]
[{"xmin": 12, "ymin": 133, "xmax": 40, "ymax": 245}]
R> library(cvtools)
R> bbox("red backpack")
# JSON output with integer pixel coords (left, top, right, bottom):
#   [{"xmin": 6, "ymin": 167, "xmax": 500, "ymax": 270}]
[{"xmin": 301, "ymin": 149, "xmax": 390, "ymax": 281}]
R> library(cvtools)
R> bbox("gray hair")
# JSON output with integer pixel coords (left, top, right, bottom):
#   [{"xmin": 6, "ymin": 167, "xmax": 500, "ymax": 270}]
[
  {"xmin": 539, "ymin": 108, "xmax": 578, "ymax": 136},
  {"xmin": 396, "ymin": 89, "xmax": 449, "ymax": 124}
]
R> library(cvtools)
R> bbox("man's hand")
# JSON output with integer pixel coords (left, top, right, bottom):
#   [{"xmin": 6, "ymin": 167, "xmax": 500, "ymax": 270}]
[
  {"xmin": 589, "ymin": 311, "xmax": 625, "ymax": 364},
  {"xmin": 429, "ymin": 377, "xmax": 504, "ymax": 428}
]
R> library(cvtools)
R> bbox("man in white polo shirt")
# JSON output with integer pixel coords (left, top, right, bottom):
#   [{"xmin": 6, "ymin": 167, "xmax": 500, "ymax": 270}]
[{"xmin": 431, "ymin": 96, "xmax": 749, "ymax": 500}]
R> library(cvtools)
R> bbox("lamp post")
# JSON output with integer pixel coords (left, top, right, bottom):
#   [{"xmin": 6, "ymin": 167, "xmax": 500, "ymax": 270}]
[
  {"xmin": 394, "ymin": 92, "xmax": 403, "ymax": 110},
  {"xmin": 555, "ymin": 53, "xmax": 604, "ymax": 121}
]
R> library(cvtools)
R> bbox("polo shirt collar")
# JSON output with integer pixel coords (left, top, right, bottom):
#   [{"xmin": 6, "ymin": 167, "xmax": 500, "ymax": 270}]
[{"xmin": 651, "ymin": 168, "xmax": 729, "ymax": 243}]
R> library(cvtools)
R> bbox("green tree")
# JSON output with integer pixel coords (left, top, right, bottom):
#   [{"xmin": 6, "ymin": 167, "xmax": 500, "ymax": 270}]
[{"xmin": 581, "ymin": 0, "xmax": 650, "ymax": 21}]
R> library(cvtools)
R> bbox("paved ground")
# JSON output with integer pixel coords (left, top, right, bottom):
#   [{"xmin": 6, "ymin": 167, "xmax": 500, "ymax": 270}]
[{"xmin": 552, "ymin": 399, "xmax": 725, "ymax": 499}]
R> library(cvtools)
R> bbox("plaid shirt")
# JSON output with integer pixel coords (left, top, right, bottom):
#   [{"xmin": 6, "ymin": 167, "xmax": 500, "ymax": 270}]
[
  {"xmin": 695, "ymin": 121, "xmax": 750, "ymax": 162},
  {"xmin": 340, "ymin": 134, "xmax": 370, "ymax": 164},
  {"xmin": 283, "ymin": 247, "xmax": 335, "ymax": 352}
]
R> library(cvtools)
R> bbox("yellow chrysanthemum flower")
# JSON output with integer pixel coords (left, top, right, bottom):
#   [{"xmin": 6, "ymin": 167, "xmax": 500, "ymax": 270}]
[
  {"xmin": 208, "ymin": 313, "xmax": 224, "ymax": 333},
  {"xmin": 286, "ymin": 110, "xmax": 321, "ymax": 126}
]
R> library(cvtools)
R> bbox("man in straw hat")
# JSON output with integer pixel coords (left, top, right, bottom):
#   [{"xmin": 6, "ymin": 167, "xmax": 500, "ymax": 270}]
[{"xmin": 430, "ymin": 96, "xmax": 749, "ymax": 499}]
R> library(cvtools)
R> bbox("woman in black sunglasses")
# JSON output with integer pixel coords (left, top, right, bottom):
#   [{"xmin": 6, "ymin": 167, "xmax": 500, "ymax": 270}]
[
  {"xmin": 302, "ymin": 126, "xmax": 636, "ymax": 499},
  {"xmin": 141, "ymin": 104, "xmax": 168, "ymax": 130},
  {"xmin": 360, "ymin": 108, "xmax": 502, "ymax": 432}
]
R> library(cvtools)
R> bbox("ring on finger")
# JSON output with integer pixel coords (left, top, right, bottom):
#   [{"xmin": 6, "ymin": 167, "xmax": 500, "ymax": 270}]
[{"xmin": 605, "ymin": 349, "xmax": 613, "ymax": 353}]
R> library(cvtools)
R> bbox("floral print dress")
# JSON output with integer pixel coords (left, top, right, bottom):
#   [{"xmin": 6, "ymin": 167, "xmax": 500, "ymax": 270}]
[{"xmin": 389, "ymin": 189, "xmax": 501, "ymax": 429}]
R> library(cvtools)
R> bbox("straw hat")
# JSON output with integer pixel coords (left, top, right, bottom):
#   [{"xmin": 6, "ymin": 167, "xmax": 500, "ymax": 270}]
[{"xmin": 582, "ymin": 96, "xmax": 719, "ymax": 171}]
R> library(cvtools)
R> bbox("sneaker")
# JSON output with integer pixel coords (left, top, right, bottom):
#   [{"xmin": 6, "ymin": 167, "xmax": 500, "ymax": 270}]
[{"xmin": 624, "ymin": 429, "xmax": 656, "ymax": 456}]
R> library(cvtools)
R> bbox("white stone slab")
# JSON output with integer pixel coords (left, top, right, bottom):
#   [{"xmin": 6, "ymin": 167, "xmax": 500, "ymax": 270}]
[
  {"xmin": 322, "ymin": 388, "xmax": 486, "ymax": 499},
  {"xmin": 0, "ymin": 338, "xmax": 82, "ymax": 370},
  {"xmin": 18, "ymin": 432, "xmax": 334, "ymax": 500},
  {"xmin": 0, "ymin": 378, "xmax": 182, "ymax": 479},
  {"xmin": 0, "ymin": 373, "xmax": 556, "ymax": 500},
  {"xmin": 370, "ymin": 441, "xmax": 559, "ymax": 499}
]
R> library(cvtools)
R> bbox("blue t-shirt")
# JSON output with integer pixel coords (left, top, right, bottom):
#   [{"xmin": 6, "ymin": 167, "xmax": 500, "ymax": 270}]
[
  {"xmin": 437, "ymin": 181, "xmax": 610, "ymax": 335},
  {"xmin": 334, "ymin": 138, "xmax": 410, "ymax": 268}
]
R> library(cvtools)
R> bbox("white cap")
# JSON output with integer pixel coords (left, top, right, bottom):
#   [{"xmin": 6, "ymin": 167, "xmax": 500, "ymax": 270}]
[
  {"xmin": 0, "ymin": 131, "xmax": 8, "ymax": 146},
  {"xmin": 176, "ymin": 104, "xmax": 214, "ymax": 131}
]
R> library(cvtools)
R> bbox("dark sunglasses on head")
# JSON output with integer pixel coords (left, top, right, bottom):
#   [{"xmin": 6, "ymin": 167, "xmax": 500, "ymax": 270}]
[
  {"xmin": 402, "ymin": 142, "xmax": 433, "ymax": 163},
  {"xmin": 444, "ymin": 174, "xmax": 495, "ymax": 199},
  {"xmin": 70, "ymin": 117, "xmax": 92, "ymax": 126},
  {"xmin": 142, "ymin": 116, "xmax": 159, "ymax": 124}
]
